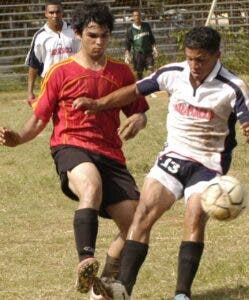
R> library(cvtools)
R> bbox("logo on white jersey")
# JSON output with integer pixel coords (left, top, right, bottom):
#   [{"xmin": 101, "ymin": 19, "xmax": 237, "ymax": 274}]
[
  {"xmin": 51, "ymin": 47, "xmax": 73, "ymax": 56},
  {"xmin": 174, "ymin": 102, "xmax": 214, "ymax": 120}
]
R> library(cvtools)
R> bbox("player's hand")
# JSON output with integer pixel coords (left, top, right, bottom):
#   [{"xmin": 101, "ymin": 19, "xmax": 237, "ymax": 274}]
[
  {"xmin": 124, "ymin": 55, "xmax": 131, "ymax": 64},
  {"xmin": 27, "ymin": 93, "xmax": 36, "ymax": 107},
  {"xmin": 72, "ymin": 97, "xmax": 98, "ymax": 111},
  {"xmin": 152, "ymin": 46, "xmax": 158, "ymax": 58},
  {"xmin": 118, "ymin": 113, "xmax": 147, "ymax": 141},
  {"xmin": 124, "ymin": 51, "xmax": 131, "ymax": 64},
  {"xmin": 0, "ymin": 127, "xmax": 20, "ymax": 147},
  {"xmin": 241, "ymin": 122, "xmax": 249, "ymax": 143}
]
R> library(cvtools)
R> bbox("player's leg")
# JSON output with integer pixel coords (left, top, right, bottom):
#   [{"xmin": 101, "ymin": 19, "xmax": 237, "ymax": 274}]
[
  {"xmin": 102, "ymin": 199, "xmax": 138, "ymax": 278},
  {"xmin": 67, "ymin": 161, "xmax": 103, "ymax": 293},
  {"xmin": 145, "ymin": 53, "xmax": 155, "ymax": 75},
  {"xmin": 175, "ymin": 166, "xmax": 217, "ymax": 299},
  {"xmin": 52, "ymin": 147, "xmax": 103, "ymax": 293},
  {"xmin": 114, "ymin": 177, "xmax": 176, "ymax": 297},
  {"xmin": 100, "ymin": 233, "xmax": 123, "ymax": 279},
  {"xmin": 133, "ymin": 52, "xmax": 144, "ymax": 80},
  {"xmin": 106, "ymin": 155, "xmax": 185, "ymax": 298},
  {"xmin": 175, "ymin": 193, "xmax": 207, "ymax": 300}
]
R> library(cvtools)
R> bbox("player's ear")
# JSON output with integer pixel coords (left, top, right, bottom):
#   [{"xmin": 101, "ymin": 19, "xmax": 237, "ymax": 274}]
[
  {"xmin": 72, "ymin": 28, "xmax": 82, "ymax": 40},
  {"xmin": 75, "ymin": 31, "xmax": 82, "ymax": 40}
]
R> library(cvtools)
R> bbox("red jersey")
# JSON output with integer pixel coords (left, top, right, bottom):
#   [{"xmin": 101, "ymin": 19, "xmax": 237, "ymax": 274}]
[{"xmin": 32, "ymin": 57, "xmax": 149, "ymax": 164}]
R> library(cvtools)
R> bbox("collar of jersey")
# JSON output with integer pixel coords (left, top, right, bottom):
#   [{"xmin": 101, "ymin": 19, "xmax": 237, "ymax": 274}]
[{"xmin": 132, "ymin": 23, "xmax": 142, "ymax": 30}]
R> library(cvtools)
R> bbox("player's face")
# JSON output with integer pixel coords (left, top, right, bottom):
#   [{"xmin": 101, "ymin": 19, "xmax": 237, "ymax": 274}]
[
  {"xmin": 81, "ymin": 22, "xmax": 110, "ymax": 59},
  {"xmin": 45, "ymin": 5, "xmax": 63, "ymax": 29},
  {"xmin": 185, "ymin": 47, "xmax": 220, "ymax": 84},
  {"xmin": 132, "ymin": 11, "xmax": 142, "ymax": 25}
]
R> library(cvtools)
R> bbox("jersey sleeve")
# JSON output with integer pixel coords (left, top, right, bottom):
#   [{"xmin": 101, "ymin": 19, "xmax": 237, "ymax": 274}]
[
  {"xmin": 121, "ymin": 64, "xmax": 149, "ymax": 117},
  {"xmin": 137, "ymin": 64, "xmax": 184, "ymax": 96},
  {"xmin": 147, "ymin": 23, "xmax": 156, "ymax": 45},
  {"xmin": 32, "ymin": 68, "xmax": 61, "ymax": 122},
  {"xmin": 136, "ymin": 69, "xmax": 162, "ymax": 96},
  {"xmin": 25, "ymin": 31, "xmax": 44, "ymax": 76}
]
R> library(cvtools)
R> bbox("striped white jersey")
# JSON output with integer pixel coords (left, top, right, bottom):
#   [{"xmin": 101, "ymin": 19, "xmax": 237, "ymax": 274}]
[
  {"xmin": 137, "ymin": 60, "xmax": 249, "ymax": 173},
  {"xmin": 25, "ymin": 21, "xmax": 80, "ymax": 77}
]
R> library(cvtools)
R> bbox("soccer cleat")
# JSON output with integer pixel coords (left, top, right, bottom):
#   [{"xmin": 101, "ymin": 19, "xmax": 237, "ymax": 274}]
[
  {"xmin": 174, "ymin": 294, "xmax": 191, "ymax": 300},
  {"xmin": 89, "ymin": 286, "xmax": 106, "ymax": 300},
  {"xmin": 111, "ymin": 281, "xmax": 130, "ymax": 300},
  {"xmin": 76, "ymin": 257, "xmax": 99, "ymax": 293},
  {"xmin": 89, "ymin": 277, "xmax": 113, "ymax": 300}
]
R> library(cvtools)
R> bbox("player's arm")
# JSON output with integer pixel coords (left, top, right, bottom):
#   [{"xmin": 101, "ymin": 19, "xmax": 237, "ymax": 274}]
[
  {"xmin": 0, "ymin": 114, "xmax": 47, "ymax": 147},
  {"xmin": 27, "ymin": 66, "xmax": 38, "ymax": 101},
  {"xmin": 72, "ymin": 83, "xmax": 140, "ymax": 112},
  {"xmin": 119, "ymin": 113, "xmax": 147, "ymax": 141}
]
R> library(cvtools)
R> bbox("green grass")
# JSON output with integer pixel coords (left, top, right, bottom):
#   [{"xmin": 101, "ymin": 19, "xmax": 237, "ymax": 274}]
[{"xmin": 0, "ymin": 91, "xmax": 249, "ymax": 299}]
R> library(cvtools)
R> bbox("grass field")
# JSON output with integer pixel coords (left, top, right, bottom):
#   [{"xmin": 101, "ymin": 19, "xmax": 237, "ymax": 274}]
[{"xmin": 0, "ymin": 91, "xmax": 249, "ymax": 300}]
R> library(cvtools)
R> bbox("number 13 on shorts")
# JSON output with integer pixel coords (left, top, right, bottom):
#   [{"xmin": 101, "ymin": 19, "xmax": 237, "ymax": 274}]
[{"xmin": 157, "ymin": 156, "xmax": 180, "ymax": 174}]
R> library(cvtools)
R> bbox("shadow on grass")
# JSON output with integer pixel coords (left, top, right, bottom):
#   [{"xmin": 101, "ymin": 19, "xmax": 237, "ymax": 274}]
[{"xmin": 193, "ymin": 285, "xmax": 249, "ymax": 300}]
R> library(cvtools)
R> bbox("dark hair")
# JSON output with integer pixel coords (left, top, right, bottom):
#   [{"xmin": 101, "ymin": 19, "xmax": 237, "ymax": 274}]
[
  {"xmin": 71, "ymin": 2, "xmax": 114, "ymax": 35},
  {"xmin": 184, "ymin": 26, "xmax": 221, "ymax": 53},
  {"xmin": 45, "ymin": 0, "xmax": 62, "ymax": 8}
]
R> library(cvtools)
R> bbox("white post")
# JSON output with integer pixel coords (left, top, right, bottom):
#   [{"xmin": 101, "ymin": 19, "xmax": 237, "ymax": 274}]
[{"xmin": 205, "ymin": 0, "xmax": 218, "ymax": 26}]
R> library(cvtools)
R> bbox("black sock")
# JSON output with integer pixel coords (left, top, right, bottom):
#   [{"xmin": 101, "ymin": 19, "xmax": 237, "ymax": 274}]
[
  {"xmin": 175, "ymin": 241, "xmax": 204, "ymax": 297},
  {"xmin": 101, "ymin": 254, "xmax": 120, "ymax": 279},
  {"xmin": 73, "ymin": 208, "xmax": 98, "ymax": 261},
  {"xmin": 118, "ymin": 240, "xmax": 148, "ymax": 295}
]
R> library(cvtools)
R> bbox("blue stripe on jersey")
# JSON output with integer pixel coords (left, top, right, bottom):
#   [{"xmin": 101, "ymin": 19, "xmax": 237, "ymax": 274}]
[
  {"xmin": 137, "ymin": 66, "xmax": 184, "ymax": 96},
  {"xmin": 221, "ymin": 112, "xmax": 237, "ymax": 174},
  {"xmin": 216, "ymin": 74, "xmax": 249, "ymax": 123},
  {"xmin": 27, "ymin": 28, "xmax": 45, "ymax": 75}
]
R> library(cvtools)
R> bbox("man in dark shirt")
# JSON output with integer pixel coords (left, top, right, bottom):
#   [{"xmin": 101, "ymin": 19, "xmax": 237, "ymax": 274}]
[{"xmin": 124, "ymin": 9, "xmax": 158, "ymax": 80}]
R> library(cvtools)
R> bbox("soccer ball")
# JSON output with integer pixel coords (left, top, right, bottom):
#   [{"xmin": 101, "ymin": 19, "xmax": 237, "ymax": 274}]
[{"xmin": 201, "ymin": 175, "xmax": 247, "ymax": 221}]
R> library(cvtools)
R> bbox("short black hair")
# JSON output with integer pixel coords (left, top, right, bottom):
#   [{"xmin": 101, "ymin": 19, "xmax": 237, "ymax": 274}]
[
  {"xmin": 184, "ymin": 26, "xmax": 221, "ymax": 53},
  {"xmin": 45, "ymin": 0, "xmax": 62, "ymax": 8},
  {"xmin": 71, "ymin": 2, "xmax": 114, "ymax": 35}
]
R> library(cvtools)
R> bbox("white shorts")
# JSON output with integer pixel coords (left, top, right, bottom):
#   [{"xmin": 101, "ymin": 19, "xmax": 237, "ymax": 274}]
[{"xmin": 146, "ymin": 155, "xmax": 219, "ymax": 202}]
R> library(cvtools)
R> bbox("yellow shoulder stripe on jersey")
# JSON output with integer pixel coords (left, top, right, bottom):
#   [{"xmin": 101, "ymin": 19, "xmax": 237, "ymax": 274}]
[
  {"xmin": 32, "ymin": 58, "xmax": 75, "ymax": 110},
  {"xmin": 107, "ymin": 56, "xmax": 127, "ymax": 66},
  {"xmin": 40, "ymin": 57, "xmax": 74, "ymax": 91}
]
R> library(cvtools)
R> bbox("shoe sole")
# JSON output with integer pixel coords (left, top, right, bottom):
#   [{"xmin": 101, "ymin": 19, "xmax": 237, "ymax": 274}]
[{"xmin": 76, "ymin": 258, "xmax": 99, "ymax": 293}]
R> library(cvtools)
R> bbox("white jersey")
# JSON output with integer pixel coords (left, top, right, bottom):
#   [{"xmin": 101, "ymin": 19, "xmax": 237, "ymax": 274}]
[
  {"xmin": 137, "ymin": 60, "xmax": 249, "ymax": 173},
  {"xmin": 25, "ymin": 21, "xmax": 80, "ymax": 77}
]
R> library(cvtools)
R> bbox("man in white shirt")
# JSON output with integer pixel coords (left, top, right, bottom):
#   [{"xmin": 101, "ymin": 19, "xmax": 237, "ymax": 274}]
[
  {"xmin": 25, "ymin": 0, "xmax": 80, "ymax": 105},
  {"xmin": 72, "ymin": 26, "xmax": 249, "ymax": 300}
]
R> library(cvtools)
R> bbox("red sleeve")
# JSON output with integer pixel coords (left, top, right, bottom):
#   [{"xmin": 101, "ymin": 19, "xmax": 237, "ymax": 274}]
[
  {"xmin": 32, "ymin": 68, "xmax": 61, "ymax": 122},
  {"xmin": 121, "ymin": 64, "xmax": 149, "ymax": 117}
]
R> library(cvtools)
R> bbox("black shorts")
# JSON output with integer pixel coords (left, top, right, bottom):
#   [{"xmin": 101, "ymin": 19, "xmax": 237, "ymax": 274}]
[
  {"xmin": 133, "ymin": 52, "xmax": 154, "ymax": 73},
  {"xmin": 51, "ymin": 146, "xmax": 140, "ymax": 218}
]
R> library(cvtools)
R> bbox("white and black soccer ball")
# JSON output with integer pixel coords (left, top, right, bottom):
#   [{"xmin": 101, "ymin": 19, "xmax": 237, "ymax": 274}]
[{"xmin": 201, "ymin": 175, "xmax": 247, "ymax": 221}]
